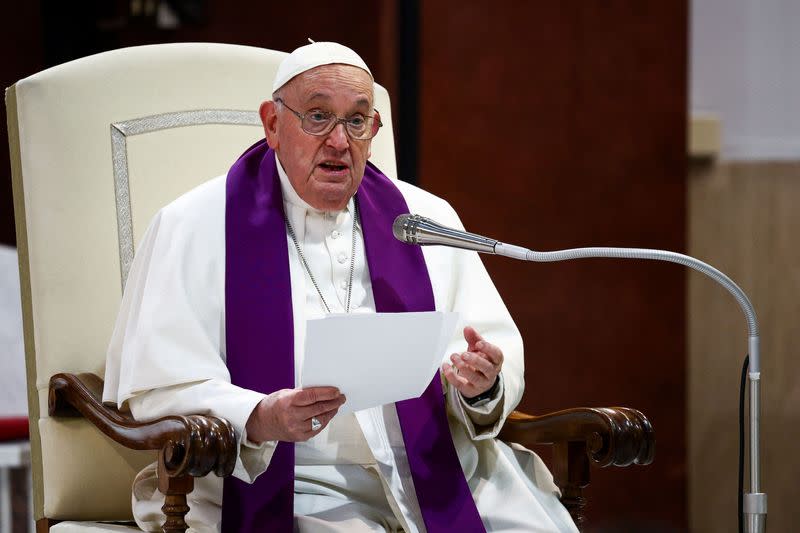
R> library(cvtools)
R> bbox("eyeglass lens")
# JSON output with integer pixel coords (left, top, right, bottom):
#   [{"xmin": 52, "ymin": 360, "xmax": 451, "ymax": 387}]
[{"xmin": 302, "ymin": 112, "xmax": 377, "ymax": 140}]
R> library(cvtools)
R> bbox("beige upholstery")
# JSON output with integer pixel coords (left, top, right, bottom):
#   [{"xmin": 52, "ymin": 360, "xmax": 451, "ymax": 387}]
[
  {"xmin": 7, "ymin": 42, "xmax": 396, "ymax": 524},
  {"xmin": 51, "ymin": 523, "xmax": 138, "ymax": 532}
]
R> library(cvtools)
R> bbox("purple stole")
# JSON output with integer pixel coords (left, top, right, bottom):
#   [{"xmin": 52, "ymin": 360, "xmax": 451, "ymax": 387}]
[{"xmin": 222, "ymin": 140, "xmax": 485, "ymax": 532}]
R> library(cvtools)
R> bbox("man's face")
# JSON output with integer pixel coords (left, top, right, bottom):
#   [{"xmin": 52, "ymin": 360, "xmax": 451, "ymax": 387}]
[{"xmin": 260, "ymin": 64, "xmax": 375, "ymax": 211}]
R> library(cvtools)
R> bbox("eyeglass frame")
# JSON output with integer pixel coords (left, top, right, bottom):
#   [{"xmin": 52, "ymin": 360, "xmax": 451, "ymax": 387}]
[{"xmin": 273, "ymin": 97, "xmax": 383, "ymax": 140}]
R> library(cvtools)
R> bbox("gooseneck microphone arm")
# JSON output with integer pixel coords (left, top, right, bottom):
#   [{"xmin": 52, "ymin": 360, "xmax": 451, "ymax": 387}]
[{"xmin": 393, "ymin": 213, "xmax": 766, "ymax": 533}]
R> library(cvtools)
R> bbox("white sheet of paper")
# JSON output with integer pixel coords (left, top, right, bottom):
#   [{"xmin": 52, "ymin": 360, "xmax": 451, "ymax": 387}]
[{"xmin": 300, "ymin": 311, "xmax": 459, "ymax": 413}]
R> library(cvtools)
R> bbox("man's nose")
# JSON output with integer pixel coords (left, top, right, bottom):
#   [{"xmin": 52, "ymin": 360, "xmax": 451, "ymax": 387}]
[{"xmin": 326, "ymin": 122, "xmax": 350, "ymax": 150}]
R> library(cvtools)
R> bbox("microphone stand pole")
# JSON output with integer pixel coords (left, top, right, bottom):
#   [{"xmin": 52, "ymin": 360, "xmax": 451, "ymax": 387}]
[{"xmin": 492, "ymin": 242, "xmax": 767, "ymax": 532}]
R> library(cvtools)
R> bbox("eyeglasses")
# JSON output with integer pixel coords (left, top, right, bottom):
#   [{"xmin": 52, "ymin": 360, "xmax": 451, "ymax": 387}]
[{"xmin": 275, "ymin": 98, "xmax": 382, "ymax": 140}]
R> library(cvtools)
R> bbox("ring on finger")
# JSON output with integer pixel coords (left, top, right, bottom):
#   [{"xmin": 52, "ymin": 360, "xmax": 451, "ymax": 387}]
[{"xmin": 311, "ymin": 417, "xmax": 322, "ymax": 432}]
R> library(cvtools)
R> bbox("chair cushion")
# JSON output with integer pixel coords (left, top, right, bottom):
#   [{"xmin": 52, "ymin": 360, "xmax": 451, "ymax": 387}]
[
  {"xmin": 51, "ymin": 522, "xmax": 139, "ymax": 532},
  {"xmin": 39, "ymin": 418, "xmax": 155, "ymax": 520}
]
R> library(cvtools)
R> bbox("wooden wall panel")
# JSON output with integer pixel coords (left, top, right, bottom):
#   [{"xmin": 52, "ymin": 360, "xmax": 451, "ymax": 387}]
[
  {"xmin": 419, "ymin": 2, "xmax": 688, "ymax": 530},
  {"xmin": 689, "ymin": 161, "xmax": 800, "ymax": 533}
]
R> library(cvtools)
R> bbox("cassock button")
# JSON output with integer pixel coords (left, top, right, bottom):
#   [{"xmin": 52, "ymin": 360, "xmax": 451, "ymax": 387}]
[
  {"xmin": 337, "ymin": 252, "xmax": 348, "ymax": 264},
  {"xmin": 331, "ymin": 230, "xmax": 341, "ymax": 239}
]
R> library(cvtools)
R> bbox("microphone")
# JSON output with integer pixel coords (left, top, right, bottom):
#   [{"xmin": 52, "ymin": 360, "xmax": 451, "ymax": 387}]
[
  {"xmin": 391, "ymin": 214, "xmax": 530, "ymax": 260},
  {"xmin": 393, "ymin": 212, "xmax": 766, "ymax": 532}
]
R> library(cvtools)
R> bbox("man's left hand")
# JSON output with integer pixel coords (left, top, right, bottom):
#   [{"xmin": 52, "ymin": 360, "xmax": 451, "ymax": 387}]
[{"xmin": 441, "ymin": 326, "xmax": 503, "ymax": 399}]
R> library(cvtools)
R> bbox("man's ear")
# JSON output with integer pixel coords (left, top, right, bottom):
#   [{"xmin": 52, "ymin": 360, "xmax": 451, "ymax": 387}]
[
  {"xmin": 260, "ymin": 100, "xmax": 279, "ymax": 149},
  {"xmin": 366, "ymin": 109, "xmax": 381, "ymax": 160}
]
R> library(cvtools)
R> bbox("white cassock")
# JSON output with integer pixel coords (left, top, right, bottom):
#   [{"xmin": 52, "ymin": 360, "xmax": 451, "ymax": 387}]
[{"xmin": 103, "ymin": 155, "xmax": 578, "ymax": 533}]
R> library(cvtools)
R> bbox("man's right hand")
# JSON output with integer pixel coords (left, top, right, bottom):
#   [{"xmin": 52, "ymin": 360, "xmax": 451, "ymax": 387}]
[{"xmin": 245, "ymin": 387, "xmax": 346, "ymax": 443}]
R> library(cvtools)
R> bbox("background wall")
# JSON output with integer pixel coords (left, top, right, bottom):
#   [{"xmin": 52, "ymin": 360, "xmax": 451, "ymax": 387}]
[
  {"xmin": 691, "ymin": 0, "xmax": 800, "ymax": 160},
  {"xmin": 688, "ymin": 161, "xmax": 800, "ymax": 533},
  {"xmin": 2, "ymin": 1, "xmax": 689, "ymax": 531},
  {"xmin": 418, "ymin": 2, "xmax": 687, "ymax": 531},
  {"xmin": 0, "ymin": 3, "xmax": 42, "ymax": 247}
]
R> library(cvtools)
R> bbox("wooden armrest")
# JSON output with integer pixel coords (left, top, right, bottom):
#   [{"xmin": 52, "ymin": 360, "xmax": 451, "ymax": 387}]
[
  {"xmin": 48, "ymin": 372, "xmax": 238, "ymax": 532},
  {"xmin": 48, "ymin": 372, "xmax": 237, "ymax": 479},
  {"xmin": 499, "ymin": 407, "xmax": 654, "ymax": 468},
  {"xmin": 499, "ymin": 407, "xmax": 654, "ymax": 530}
]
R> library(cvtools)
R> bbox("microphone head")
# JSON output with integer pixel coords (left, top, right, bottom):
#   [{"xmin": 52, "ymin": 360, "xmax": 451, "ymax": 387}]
[
  {"xmin": 393, "ymin": 214, "xmax": 431, "ymax": 244},
  {"xmin": 392, "ymin": 213, "xmax": 498, "ymax": 253},
  {"xmin": 392, "ymin": 214, "xmax": 412, "ymax": 243}
]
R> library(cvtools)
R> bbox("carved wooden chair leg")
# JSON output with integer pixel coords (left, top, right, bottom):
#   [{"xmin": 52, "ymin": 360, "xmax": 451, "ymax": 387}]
[
  {"xmin": 553, "ymin": 440, "xmax": 590, "ymax": 531},
  {"xmin": 157, "ymin": 454, "xmax": 194, "ymax": 533}
]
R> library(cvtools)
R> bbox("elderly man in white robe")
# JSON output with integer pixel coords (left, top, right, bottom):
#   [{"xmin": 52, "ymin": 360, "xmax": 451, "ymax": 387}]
[{"xmin": 103, "ymin": 42, "xmax": 578, "ymax": 533}]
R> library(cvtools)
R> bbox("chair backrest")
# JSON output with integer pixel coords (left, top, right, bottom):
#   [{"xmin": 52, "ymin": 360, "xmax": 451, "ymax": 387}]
[{"xmin": 6, "ymin": 42, "xmax": 397, "ymax": 522}]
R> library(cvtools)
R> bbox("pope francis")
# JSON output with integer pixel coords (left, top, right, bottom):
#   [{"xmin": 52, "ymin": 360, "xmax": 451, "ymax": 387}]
[{"xmin": 103, "ymin": 41, "xmax": 578, "ymax": 533}]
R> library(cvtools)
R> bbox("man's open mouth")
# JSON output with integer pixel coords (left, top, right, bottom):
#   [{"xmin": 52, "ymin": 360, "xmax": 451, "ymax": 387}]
[{"xmin": 319, "ymin": 161, "xmax": 348, "ymax": 172}]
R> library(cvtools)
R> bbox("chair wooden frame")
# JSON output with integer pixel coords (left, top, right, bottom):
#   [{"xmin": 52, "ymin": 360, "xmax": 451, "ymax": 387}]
[{"xmin": 42, "ymin": 372, "xmax": 653, "ymax": 532}]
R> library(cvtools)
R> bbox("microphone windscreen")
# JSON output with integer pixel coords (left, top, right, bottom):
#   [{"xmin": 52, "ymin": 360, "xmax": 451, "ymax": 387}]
[{"xmin": 392, "ymin": 214, "xmax": 411, "ymax": 242}]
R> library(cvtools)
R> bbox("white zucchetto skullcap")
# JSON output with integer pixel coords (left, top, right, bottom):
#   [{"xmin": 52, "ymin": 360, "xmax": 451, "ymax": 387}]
[{"xmin": 272, "ymin": 40, "xmax": 373, "ymax": 93}]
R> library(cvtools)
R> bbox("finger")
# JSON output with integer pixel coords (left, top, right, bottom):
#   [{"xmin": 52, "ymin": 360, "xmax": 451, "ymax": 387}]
[
  {"xmin": 463, "ymin": 326, "xmax": 483, "ymax": 351},
  {"xmin": 476, "ymin": 340, "xmax": 504, "ymax": 366},
  {"xmin": 293, "ymin": 386, "xmax": 341, "ymax": 406},
  {"xmin": 304, "ymin": 406, "xmax": 339, "ymax": 428},
  {"xmin": 442, "ymin": 361, "xmax": 471, "ymax": 390},
  {"xmin": 296, "ymin": 407, "xmax": 340, "ymax": 441},
  {"xmin": 295, "ymin": 395, "xmax": 347, "ymax": 420},
  {"xmin": 452, "ymin": 363, "xmax": 489, "ymax": 388},
  {"xmin": 450, "ymin": 354, "xmax": 491, "ymax": 387},
  {"xmin": 451, "ymin": 352, "xmax": 492, "ymax": 377},
  {"xmin": 460, "ymin": 351, "xmax": 496, "ymax": 377}
]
